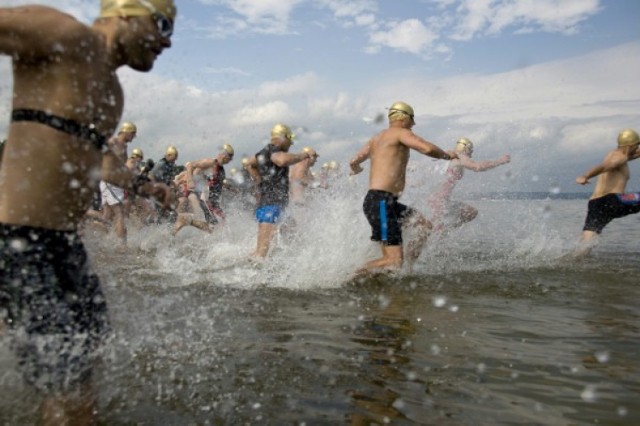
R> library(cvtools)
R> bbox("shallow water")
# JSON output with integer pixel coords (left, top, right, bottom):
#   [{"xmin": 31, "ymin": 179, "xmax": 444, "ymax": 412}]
[{"xmin": 1, "ymin": 192, "xmax": 639, "ymax": 424}]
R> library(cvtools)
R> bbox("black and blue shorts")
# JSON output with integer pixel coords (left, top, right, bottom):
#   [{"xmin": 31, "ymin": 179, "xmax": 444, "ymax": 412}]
[
  {"xmin": 363, "ymin": 190, "xmax": 416, "ymax": 246},
  {"xmin": 583, "ymin": 193, "xmax": 640, "ymax": 234}
]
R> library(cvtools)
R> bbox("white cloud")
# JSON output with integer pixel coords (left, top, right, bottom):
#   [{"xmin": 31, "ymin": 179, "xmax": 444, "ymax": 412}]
[
  {"xmin": 368, "ymin": 19, "xmax": 439, "ymax": 55},
  {"xmin": 257, "ymin": 72, "xmax": 322, "ymax": 98},
  {"xmin": 451, "ymin": 0, "xmax": 602, "ymax": 41},
  {"xmin": 200, "ymin": 0, "xmax": 301, "ymax": 36},
  {"xmin": 231, "ymin": 101, "xmax": 294, "ymax": 126}
]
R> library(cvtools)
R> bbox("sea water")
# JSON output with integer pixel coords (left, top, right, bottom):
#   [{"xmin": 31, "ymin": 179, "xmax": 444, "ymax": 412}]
[{"xmin": 1, "ymin": 176, "xmax": 639, "ymax": 424}]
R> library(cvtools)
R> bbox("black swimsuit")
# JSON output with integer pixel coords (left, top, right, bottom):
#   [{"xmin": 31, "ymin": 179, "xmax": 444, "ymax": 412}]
[{"xmin": 11, "ymin": 108, "xmax": 107, "ymax": 151}]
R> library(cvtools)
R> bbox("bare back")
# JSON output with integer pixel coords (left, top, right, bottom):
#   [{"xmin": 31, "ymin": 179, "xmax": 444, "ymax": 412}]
[{"xmin": 0, "ymin": 6, "xmax": 124, "ymax": 230}]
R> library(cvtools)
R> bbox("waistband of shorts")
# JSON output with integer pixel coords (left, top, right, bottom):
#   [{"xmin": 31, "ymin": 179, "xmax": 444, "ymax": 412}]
[{"xmin": 367, "ymin": 189, "xmax": 398, "ymax": 199}]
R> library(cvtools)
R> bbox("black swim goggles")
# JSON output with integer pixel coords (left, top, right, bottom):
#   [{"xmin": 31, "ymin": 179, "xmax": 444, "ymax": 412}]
[{"xmin": 152, "ymin": 13, "xmax": 174, "ymax": 38}]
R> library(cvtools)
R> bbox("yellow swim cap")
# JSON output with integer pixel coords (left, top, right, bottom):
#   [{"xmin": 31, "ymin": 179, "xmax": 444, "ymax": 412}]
[
  {"xmin": 271, "ymin": 123, "xmax": 295, "ymax": 141},
  {"xmin": 388, "ymin": 101, "xmax": 414, "ymax": 117},
  {"xmin": 328, "ymin": 160, "xmax": 339, "ymax": 170},
  {"xmin": 166, "ymin": 145, "xmax": 178, "ymax": 156},
  {"xmin": 222, "ymin": 144, "xmax": 235, "ymax": 157},
  {"xmin": 131, "ymin": 147, "xmax": 143, "ymax": 158},
  {"xmin": 455, "ymin": 137, "xmax": 474, "ymax": 154},
  {"xmin": 100, "ymin": 0, "xmax": 177, "ymax": 20},
  {"xmin": 120, "ymin": 121, "xmax": 137, "ymax": 134},
  {"xmin": 617, "ymin": 129, "xmax": 640, "ymax": 147}
]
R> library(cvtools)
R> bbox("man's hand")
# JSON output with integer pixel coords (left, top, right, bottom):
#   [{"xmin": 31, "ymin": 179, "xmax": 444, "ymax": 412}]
[
  {"xmin": 445, "ymin": 150, "xmax": 458, "ymax": 160},
  {"xmin": 576, "ymin": 175, "xmax": 589, "ymax": 185},
  {"xmin": 499, "ymin": 154, "xmax": 511, "ymax": 164},
  {"xmin": 350, "ymin": 161, "xmax": 363, "ymax": 176}
]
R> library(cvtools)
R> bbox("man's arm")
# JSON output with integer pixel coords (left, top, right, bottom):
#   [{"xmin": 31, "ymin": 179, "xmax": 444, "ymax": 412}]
[
  {"xmin": 399, "ymin": 130, "xmax": 457, "ymax": 160},
  {"xmin": 576, "ymin": 151, "xmax": 627, "ymax": 185},
  {"xmin": 458, "ymin": 154, "xmax": 510, "ymax": 172},
  {"xmin": 271, "ymin": 149, "xmax": 316, "ymax": 168},
  {"xmin": 349, "ymin": 141, "xmax": 372, "ymax": 175},
  {"xmin": 0, "ymin": 6, "xmax": 80, "ymax": 58}
]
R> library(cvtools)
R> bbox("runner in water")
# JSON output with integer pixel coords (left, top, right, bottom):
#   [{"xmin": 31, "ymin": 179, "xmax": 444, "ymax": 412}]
[
  {"xmin": 245, "ymin": 123, "xmax": 317, "ymax": 258},
  {"xmin": 572, "ymin": 129, "xmax": 640, "ymax": 258},
  {"xmin": 100, "ymin": 121, "xmax": 138, "ymax": 244},
  {"xmin": 0, "ymin": 1, "xmax": 176, "ymax": 422},
  {"xmin": 173, "ymin": 144, "xmax": 235, "ymax": 235},
  {"xmin": 428, "ymin": 137, "xmax": 510, "ymax": 233},
  {"xmin": 349, "ymin": 101, "xmax": 457, "ymax": 276}
]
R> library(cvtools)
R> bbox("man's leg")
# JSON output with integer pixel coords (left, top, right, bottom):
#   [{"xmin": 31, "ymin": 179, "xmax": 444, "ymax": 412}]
[
  {"xmin": 254, "ymin": 223, "xmax": 276, "ymax": 258},
  {"xmin": 404, "ymin": 212, "xmax": 432, "ymax": 267},
  {"xmin": 113, "ymin": 204, "xmax": 127, "ymax": 245}
]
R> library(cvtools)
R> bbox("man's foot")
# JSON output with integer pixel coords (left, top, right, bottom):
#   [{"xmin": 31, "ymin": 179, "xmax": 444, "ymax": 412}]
[{"xmin": 172, "ymin": 215, "xmax": 192, "ymax": 236}]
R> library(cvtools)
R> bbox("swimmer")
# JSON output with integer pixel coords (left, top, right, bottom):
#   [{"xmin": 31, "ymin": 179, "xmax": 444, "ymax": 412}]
[
  {"xmin": 349, "ymin": 101, "xmax": 458, "ymax": 276},
  {"xmin": 244, "ymin": 123, "xmax": 317, "ymax": 258},
  {"xmin": 571, "ymin": 129, "xmax": 640, "ymax": 258},
  {"xmin": 173, "ymin": 144, "xmax": 235, "ymax": 235},
  {"xmin": 428, "ymin": 137, "xmax": 510, "ymax": 233},
  {"xmin": 0, "ymin": 1, "xmax": 176, "ymax": 423}
]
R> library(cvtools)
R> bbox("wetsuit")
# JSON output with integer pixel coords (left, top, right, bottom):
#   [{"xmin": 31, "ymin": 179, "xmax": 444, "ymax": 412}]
[
  {"xmin": 203, "ymin": 161, "xmax": 226, "ymax": 224},
  {"xmin": 583, "ymin": 192, "xmax": 640, "ymax": 233},
  {"xmin": 255, "ymin": 144, "xmax": 289, "ymax": 224}
]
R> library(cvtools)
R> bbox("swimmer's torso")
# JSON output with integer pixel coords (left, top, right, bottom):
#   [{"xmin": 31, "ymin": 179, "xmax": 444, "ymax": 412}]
[
  {"xmin": 368, "ymin": 128, "xmax": 410, "ymax": 196},
  {"xmin": 0, "ymin": 9, "xmax": 123, "ymax": 230},
  {"xmin": 591, "ymin": 161, "xmax": 629, "ymax": 199}
]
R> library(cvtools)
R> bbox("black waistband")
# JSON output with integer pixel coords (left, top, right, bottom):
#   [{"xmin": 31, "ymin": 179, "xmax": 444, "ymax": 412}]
[{"xmin": 11, "ymin": 108, "xmax": 106, "ymax": 151}]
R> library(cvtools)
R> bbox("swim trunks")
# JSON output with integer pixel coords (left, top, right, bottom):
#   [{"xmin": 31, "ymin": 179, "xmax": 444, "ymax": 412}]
[
  {"xmin": 100, "ymin": 181, "xmax": 125, "ymax": 206},
  {"xmin": 583, "ymin": 192, "xmax": 640, "ymax": 233},
  {"xmin": 363, "ymin": 190, "xmax": 415, "ymax": 245},
  {"xmin": 11, "ymin": 109, "xmax": 106, "ymax": 151},
  {"xmin": 0, "ymin": 223, "xmax": 110, "ymax": 393},
  {"xmin": 256, "ymin": 205, "xmax": 284, "ymax": 224}
]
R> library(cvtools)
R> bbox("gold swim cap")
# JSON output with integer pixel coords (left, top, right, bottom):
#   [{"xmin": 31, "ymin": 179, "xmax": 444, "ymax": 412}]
[
  {"xmin": 328, "ymin": 160, "xmax": 339, "ymax": 170},
  {"xmin": 617, "ymin": 129, "xmax": 640, "ymax": 147},
  {"xmin": 131, "ymin": 147, "xmax": 144, "ymax": 158},
  {"xmin": 388, "ymin": 101, "xmax": 414, "ymax": 117},
  {"xmin": 241, "ymin": 157, "xmax": 250, "ymax": 166},
  {"xmin": 166, "ymin": 145, "xmax": 178, "ymax": 156},
  {"xmin": 271, "ymin": 123, "xmax": 294, "ymax": 141},
  {"xmin": 455, "ymin": 137, "xmax": 474, "ymax": 154},
  {"xmin": 321, "ymin": 162, "xmax": 329, "ymax": 170},
  {"xmin": 120, "ymin": 121, "xmax": 137, "ymax": 134},
  {"xmin": 100, "ymin": 0, "xmax": 177, "ymax": 20},
  {"xmin": 222, "ymin": 144, "xmax": 235, "ymax": 157},
  {"xmin": 230, "ymin": 167, "xmax": 238, "ymax": 175}
]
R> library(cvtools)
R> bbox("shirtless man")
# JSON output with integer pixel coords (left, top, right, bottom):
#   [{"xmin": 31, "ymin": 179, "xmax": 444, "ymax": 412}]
[
  {"xmin": 0, "ymin": 1, "xmax": 176, "ymax": 423},
  {"xmin": 428, "ymin": 137, "xmax": 510, "ymax": 232},
  {"xmin": 290, "ymin": 146, "xmax": 320, "ymax": 205},
  {"xmin": 244, "ymin": 124, "xmax": 317, "ymax": 258},
  {"xmin": 572, "ymin": 129, "xmax": 640, "ymax": 258},
  {"xmin": 349, "ymin": 101, "xmax": 457, "ymax": 275},
  {"xmin": 173, "ymin": 144, "xmax": 234, "ymax": 235},
  {"xmin": 100, "ymin": 121, "xmax": 137, "ymax": 244}
]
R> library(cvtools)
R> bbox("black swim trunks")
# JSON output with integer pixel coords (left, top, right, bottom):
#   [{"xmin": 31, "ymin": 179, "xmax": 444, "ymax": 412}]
[
  {"xmin": 363, "ymin": 190, "xmax": 416, "ymax": 245},
  {"xmin": 0, "ymin": 223, "xmax": 110, "ymax": 393},
  {"xmin": 11, "ymin": 108, "xmax": 107, "ymax": 151},
  {"xmin": 583, "ymin": 193, "xmax": 640, "ymax": 233}
]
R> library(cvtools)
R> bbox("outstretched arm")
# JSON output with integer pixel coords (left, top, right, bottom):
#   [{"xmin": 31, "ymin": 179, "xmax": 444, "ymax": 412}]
[
  {"xmin": 576, "ymin": 151, "xmax": 628, "ymax": 185},
  {"xmin": 349, "ymin": 141, "xmax": 372, "ymax": 175},
  {"xmin": 271, "ymin": 148, "xmax": 316, "ymax": 168},
  {"xmin": 399, "ymin": 130, "xmax": 457, "ymax": 160},
  {"xmin": 458, "ymin": 154, "xmax": 510, "ymax": 172}
]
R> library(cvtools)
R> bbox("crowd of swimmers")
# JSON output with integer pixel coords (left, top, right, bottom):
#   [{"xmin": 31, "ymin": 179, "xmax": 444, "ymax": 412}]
[{"xmin": 1, "ymin": 1, "xmax": 639, "ymax": 424}]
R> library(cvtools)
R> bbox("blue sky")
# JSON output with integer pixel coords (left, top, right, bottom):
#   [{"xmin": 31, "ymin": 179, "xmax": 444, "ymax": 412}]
[{"xmin": 1, "ymin": 0, "xmax": 639, "ymax": 193}]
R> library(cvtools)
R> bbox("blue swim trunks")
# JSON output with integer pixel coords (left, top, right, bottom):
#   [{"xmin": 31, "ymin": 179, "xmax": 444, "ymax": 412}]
[{"xmin": 255, "ymin": 205, "xmax": 284, "ymax": 224}]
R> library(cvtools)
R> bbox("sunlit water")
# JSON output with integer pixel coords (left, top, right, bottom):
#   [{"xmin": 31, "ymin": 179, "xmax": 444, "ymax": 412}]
[{"xmin": 1, "ymin": 177, "xmax": 639, "ymax": 424}]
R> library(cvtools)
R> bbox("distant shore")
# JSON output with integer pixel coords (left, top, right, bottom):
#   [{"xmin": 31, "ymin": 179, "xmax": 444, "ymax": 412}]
[{"xmin": 467, "ymin": 192, "xmax": 590, "ymax": 200}]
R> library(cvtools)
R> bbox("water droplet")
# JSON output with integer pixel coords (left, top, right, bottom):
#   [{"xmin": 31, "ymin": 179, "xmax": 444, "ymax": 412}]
[
  {"xmin": 617, "ymin": 406, "xmax": 628, "ymax": 416},
  {"xmin": 433, "ymin": 296, "xmax": 446, "ymax": 308},
  {"xmin": 448, "ymin": 305, "xmax": 459, "ymax": 313},
  {"xmin": 9, "ymin": 238, "xmax": 27, "ymax": 251},
  {"xmin": 581, "ymin": 385, "xmax": 597, "ymax": 402},
  {"xmin": 430, "ymin": 344, "xmax": 441, "ymax": 355},
  {"xmin": 476, "ymin": 363, "xmax": 486, "ymax": 373},
  {"xmin": 595, "ymin": 350, "xmax": 609, "ymax": 363},
  {"xmin": 69, "ymin": 179, "xmax": 81, "ymax": 189}
]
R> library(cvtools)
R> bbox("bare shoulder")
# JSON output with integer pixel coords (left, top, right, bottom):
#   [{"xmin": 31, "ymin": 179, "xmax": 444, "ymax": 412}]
[{"xmin": 1, "ymin": 5, "xmax": 95, "ymax": 58}]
